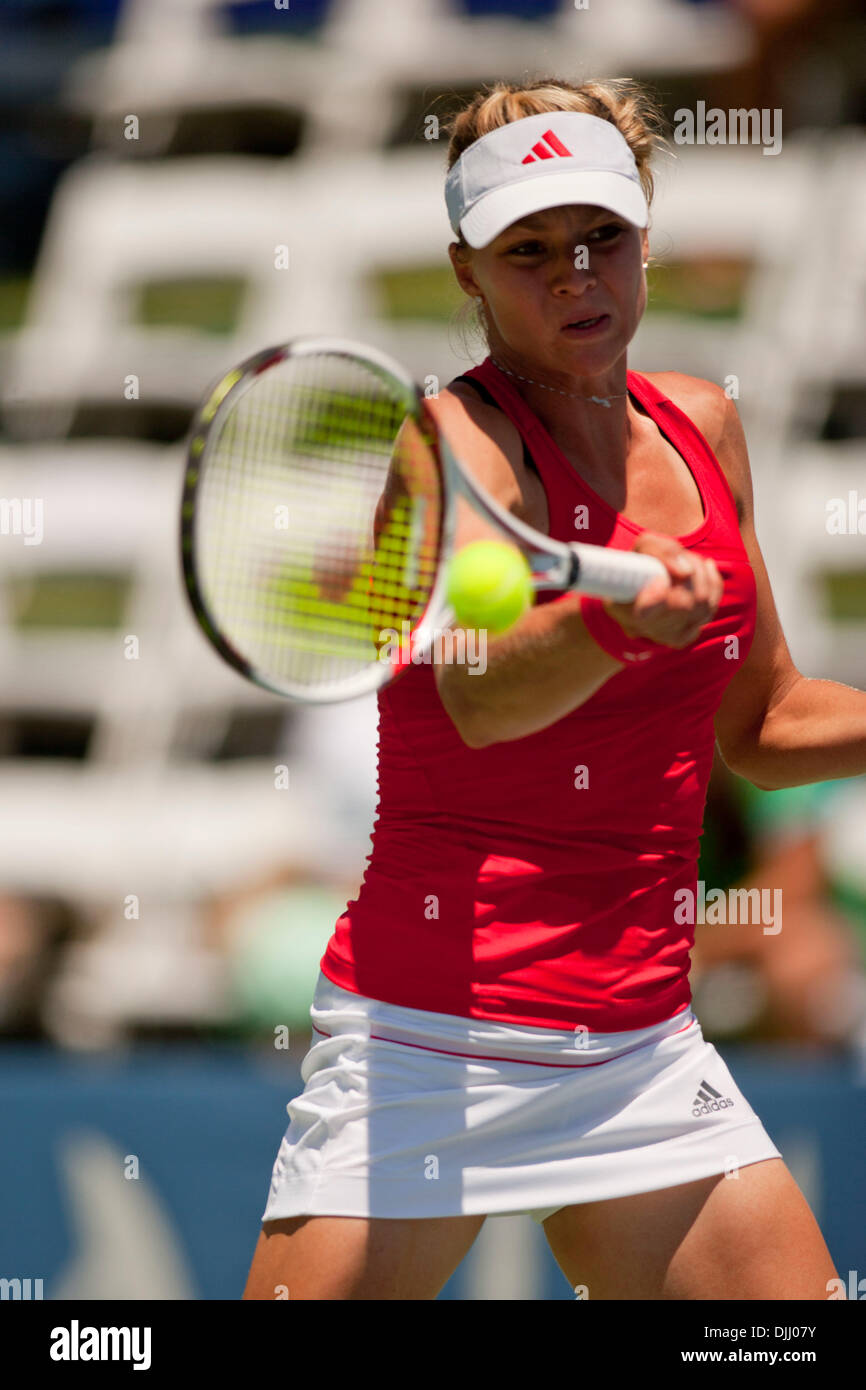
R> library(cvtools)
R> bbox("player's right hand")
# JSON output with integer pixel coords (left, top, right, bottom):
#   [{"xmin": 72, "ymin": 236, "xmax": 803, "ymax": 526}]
[{"xmin": 601, "ymin": 531, "xmax": 723, "ymax": 650}]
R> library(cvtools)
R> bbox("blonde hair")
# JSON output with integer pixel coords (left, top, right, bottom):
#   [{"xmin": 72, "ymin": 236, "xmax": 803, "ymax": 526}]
[{"xmin": 442, "ymin": 77, "xmax": 668, "ymax": 353}]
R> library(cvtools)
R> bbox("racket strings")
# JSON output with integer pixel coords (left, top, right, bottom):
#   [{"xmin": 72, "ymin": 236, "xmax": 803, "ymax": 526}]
[{"xmin": 192, "ymin": 353, "xmax": 442, "ymax": 692}]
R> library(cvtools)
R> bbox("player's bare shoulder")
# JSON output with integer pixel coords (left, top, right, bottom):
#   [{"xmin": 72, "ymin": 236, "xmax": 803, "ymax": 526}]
[
  {"xmin": 640, "ymin": 372, "xmax": 730, "ymax": 449},
  {"xmin": 641, "ymin": 371, "xmax": 749, "ymax": 521},
  {"xmin": 424, "ymin": 380, "xmax": 537, "ymax": 522}
]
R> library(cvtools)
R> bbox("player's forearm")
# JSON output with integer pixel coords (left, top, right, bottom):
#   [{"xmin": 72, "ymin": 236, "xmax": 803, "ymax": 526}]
[
  {"xmin": 435, "ymin": 594, "xmax": 621, "ymax": 747},
  {"xmin": 727, "ymin": 674, "xmax": 866, "ymax": 790}
]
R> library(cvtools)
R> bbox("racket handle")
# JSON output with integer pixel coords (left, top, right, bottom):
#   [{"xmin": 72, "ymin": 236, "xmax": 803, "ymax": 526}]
[{"xmin": 568, "ymin": 544, "xmax": 669, "ymax": 602}]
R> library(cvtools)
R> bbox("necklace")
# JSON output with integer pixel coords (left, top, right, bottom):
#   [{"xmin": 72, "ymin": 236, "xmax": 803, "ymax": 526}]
[{"xmin": 490, "ymin": 357, "xmax": 629, "ymax": 408}]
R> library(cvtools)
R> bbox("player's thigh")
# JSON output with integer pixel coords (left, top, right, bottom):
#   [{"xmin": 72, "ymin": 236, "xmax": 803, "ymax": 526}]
[
  {"xmin": 243, "ymin": 1212, "xmax": 487, "ymax": 1300},
  {"xmin": 542, "ymin": 1158, "xmax": 838, "ymax": 1300}
]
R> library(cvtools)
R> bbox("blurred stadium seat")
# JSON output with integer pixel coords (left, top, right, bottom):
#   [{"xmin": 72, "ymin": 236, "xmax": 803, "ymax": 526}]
[
  {"xmin": 1, "ymin": 149, "xmax": 458, "ymax": 438},
  {"xmin": 632, "ymin": 135, "xmax": 822, "ymax": 432}
]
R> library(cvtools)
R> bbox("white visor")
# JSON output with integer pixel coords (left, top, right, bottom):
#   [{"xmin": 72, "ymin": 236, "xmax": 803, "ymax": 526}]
[{"xmin": 445, "ymin": 110, "xmax": 648, "ymax": 248}]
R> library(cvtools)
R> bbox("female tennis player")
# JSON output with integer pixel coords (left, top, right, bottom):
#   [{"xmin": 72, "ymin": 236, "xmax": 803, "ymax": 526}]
[{"xmin": 244, "ymin": 77, "xmax": 865, "ymax": 1300}]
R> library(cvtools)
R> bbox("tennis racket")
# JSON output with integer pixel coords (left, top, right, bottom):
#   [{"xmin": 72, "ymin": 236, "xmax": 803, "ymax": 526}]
[{"xmin": 180, "ymin": 336, "xmax": 668, "ymax": 703}]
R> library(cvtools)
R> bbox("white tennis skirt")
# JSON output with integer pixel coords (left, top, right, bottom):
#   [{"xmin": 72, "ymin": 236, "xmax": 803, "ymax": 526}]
[{"xmin": 261, "ymin": 970, "xmax": 781, "ymax": 1226}]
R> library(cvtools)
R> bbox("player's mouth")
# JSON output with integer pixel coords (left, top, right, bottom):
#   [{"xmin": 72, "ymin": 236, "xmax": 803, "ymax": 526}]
[{"xmin": 561, "ymin": 313, "xmax": 609, "ymax": 336}]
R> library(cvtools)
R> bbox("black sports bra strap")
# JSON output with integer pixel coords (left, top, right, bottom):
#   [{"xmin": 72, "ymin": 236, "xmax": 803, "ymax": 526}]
[{"xmin": 451, "ymin": 373, "xmax": 499, "ymax": 409}]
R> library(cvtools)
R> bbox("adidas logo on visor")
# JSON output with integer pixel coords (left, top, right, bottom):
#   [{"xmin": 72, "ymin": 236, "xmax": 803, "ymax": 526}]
[{"xmin": 521, "ymin": 128, "xmax": 574, "ymax": 163}]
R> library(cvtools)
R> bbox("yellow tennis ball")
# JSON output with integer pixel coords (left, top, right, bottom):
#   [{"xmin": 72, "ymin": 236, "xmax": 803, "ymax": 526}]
[{"xmin": 446, "ymin": 539, "xmax": 533, "ymax": 633}]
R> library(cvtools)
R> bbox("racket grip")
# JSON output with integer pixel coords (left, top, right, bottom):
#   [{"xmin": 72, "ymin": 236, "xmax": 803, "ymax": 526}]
[{"xmin": 568, "ymin": 544, "xmax": 669, "ymax": 602}]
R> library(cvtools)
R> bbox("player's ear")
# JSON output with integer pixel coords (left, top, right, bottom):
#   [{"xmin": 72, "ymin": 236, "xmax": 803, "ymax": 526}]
[{"xmin": 448, "ymin": 241, "xmax": 481, "ymax": 299}]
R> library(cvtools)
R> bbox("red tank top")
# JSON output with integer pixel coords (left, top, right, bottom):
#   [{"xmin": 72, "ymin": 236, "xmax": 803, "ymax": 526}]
[{"xmin": 320, "ymin": 359, "xmax": 756, "ymax": 1032}]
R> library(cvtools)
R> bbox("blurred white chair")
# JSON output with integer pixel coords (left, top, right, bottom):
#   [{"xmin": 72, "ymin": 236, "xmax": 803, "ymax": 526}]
[
  {"xmin": 766, "ymin": 442, "xmax": 866, "ymax": 681},
  {"xmin": 65, "ymin": 20, "xmax": 376, "ymax": 158},
  {"xmin": 2, "ymin": 157, "xmax": 314, "ymax": 432},
  {"xmin": 328, "ymin": 0, "xmax": 751, "ymax": 84},
  {"xmin": 0, "ymin": 433, "xmax": 341, "ymax": 915},
  {"xmin": 0, "ymin": 439, "xmax": 275, "ymax": 739},
  {"xmin": 0, "ymin": 759, "xmax": 328, "ymax": 904},
  {"xmin": 772, "ymin": 128, "xmax": 866, "ymax": 442},
  {"xmin": 548, "ymin": 0, "xmax": 752, "ymax": 72},
  {"xmin": 1, "ymin": 149, "xmax": 455, "ymax": 435},
  {"xmin": 634, "ymin": 136, "xmax": 825, "ymax": 449}
]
